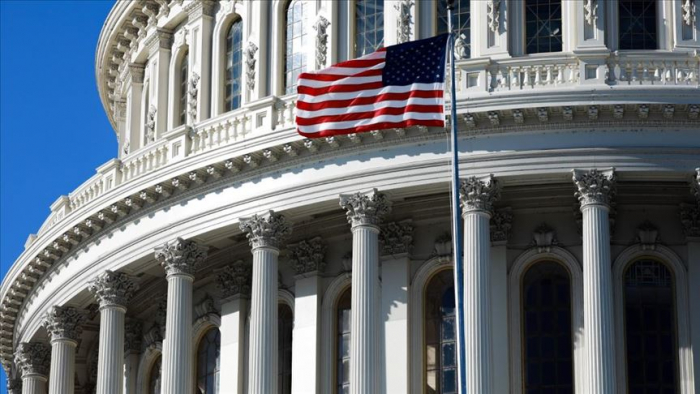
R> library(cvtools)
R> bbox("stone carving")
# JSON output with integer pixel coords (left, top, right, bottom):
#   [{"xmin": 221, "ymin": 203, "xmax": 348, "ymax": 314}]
[
  {"xmin": 155, "ymin": 238, "xmax": 209, "ymax": 277},
  {"xmin": 15, "ymin": 342, "xmax": 51, "ymax": 377},
  {"xmin": 288, "ymin": 237, "xmax": 326, "ymax": 275},
  {"xmin": 490, "ymin": 208, "xmax": 513, "ymax": 243},
  {"xmin": 680, "ymin": 203, "xmax": 700, "ymax": 238},
  {"xmin": 339, "ymin": 189, "xmax": 392, "ymax": 227},
  {"xmin": 188, "ymin": 72, "xmax": 200, "ymax": 121},
  {"xmin": 145, "ymin": 105, "xmax": 157, "ymax": 142},
  {"xmin": 341, "ymin": 251, "xmax": 353, "ymax": 272},
  {"xmin": 395, "ymin": 0, "xmax": 414, "ymax": 44},
  {"xmin": 531, "ymin": 223, "xmax": 557, "ymax": 253},
  {"xmin": 380, "ymin": 221, "xmax": 414, "ymax": 255},
  {"xmin": 637, "ymin": 221, "xmax": 659, "ymax": 250},
  {"xmin": 245, "ymin": 41, "xmax": 258, "ymax": 91},
  {"xmin": 584, "ymin": 0, "xmax": 598, "ymax": 26},
  {"xmin": 216, "ymin": 260, "xmax": 252, "ymax": 298},
  {"xmin": 487, "ymin": 0, "xmax": 501, "ymax": 33},
  {"xmin": 572, "ymin": 168, "xmax": 616, "ymax": 208},
  {"xmin": 537, "ymin": 108, "xmax": 549, "ymax": 122},
  {"xmin": 433, "ymin": 233, "xmax": 453, "ymax": 262},
  {"xmin": 682, "ymin": 0, "xmax": 695, "ymax": 26},
  {"xmin": 42, "ymin": 306, "xmax": 87, "ymax": 342},
  {"xmin": 194, "ymin": 294, "xmax": 216, "ymax": 320},
  {"xmin": 459, "ymin": 175, "xmax": 501, "ymax": 214},
  {"xmin": 143, "ymin": 322, "xmax": 163, "ymax": 349},
  {"xmin": 88, "ymin": 270, "xmax": 139, "ymax": 309},
  {"xmin": 124, "ymin": 319, "xmax": 143, "ymax": 353},
  {"xmin": 454, "ymin": 33, "xmax": 469, "ymax": 60},
  {"xmin": 239, "ymin": 211, "xmax": 292, "ymax": 249},
  {"xmin": 313, "ymin": 16, "xmax": 331, "ymax": 69}
]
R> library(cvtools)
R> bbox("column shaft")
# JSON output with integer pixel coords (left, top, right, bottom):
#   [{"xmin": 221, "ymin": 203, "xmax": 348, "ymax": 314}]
[
  {"xmin": 161, "ymin": 275, "xmax": 194, "ymax": 394},
  {"xmin": 22, "ymin": 376, "xmax": 47, "ymax": 394},
  {"xmin": 220, "ymin": 297, "xmax": 249, "ymax": 394},
  {"xmin": 48, "ymin": 340, "xmax": 76, "ymax": 394},
  {"xmin": 96, "ymin": 307, "xmax": 125, "ymax": 394}
]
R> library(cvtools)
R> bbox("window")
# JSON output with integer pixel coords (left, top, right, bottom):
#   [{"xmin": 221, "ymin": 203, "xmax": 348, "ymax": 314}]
[
  {"xmin": 179, "ymin": 51, "xmax": 189, "ymax": 126},
  {"xmin": 336, "ymin": 288, "xmax": 351, "ymax": 394},
  {"xmin": 225, "ymin": 20, "xmax": 243, "ymax": 112},
  {"xmin": 619, "ymin": 0, "xmax": 658, "ymax": 50},
  {"xmin": 425, "ymin": 269, "xmax": 457, "ymax": 394},
  {"xmin": 355, "ymin": 0, "xmax": 384, "ymax": 57},
  {"xmin": 148, "ymin": 356, "xmax": 162, "ymax": 394},
  {"xmin": 522, "ymin": 261, "xmax": 573, "ymax": 393},
  {"xmin": 525, "ymin": 0, "xmax": 563, "ymax": 54},
  {"xmin": 195, "ymin": 328, "xmax": 221, "ymax": 394},
  {"xmin": 437, "ymin": 0, "xmax": 471, "ymax": 58},
  {"xmin": 624, "ymin": 259, "xmax": 678, "ymax": 393},
  {"xmin": 278, "ymin": 304, "xmax": 294, "ymax": 394},
  {"xmin": 285, "ymin": 0, "xmax": 309, "ymax": 94}
]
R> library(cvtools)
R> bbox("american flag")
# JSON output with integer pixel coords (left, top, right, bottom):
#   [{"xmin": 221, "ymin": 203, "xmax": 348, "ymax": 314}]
[{"xmin": 296, "ymin": 34, "xmax": 449, "ymax": 138}]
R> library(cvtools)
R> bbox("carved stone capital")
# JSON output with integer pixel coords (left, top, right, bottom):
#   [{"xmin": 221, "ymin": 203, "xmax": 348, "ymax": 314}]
[
  {"xmin": 42, "ymin": 306, "xmax": 87, "ymax": 343},
  {"xmin": 490, "ymin": 208, "xmax": 513, "ymax": 243},
  {"xmin": 155, "ymin": 238, "xmax": 208, "ymax": 278},
  {"xmin": 572, "ymin": 168, "xmax": 616, "ymax": 208},
  {"xmin": 239, "ymin": 211, "xmax": 292, "ymax": 250},
  {"xmin": 459, "ymin": 175, "xmax": 501, "ymax": 214},
  {"xmin": 380, "ymin": 221, "xmax": 414, "ymax": 256},
  {"xmin": 128, "ymin": 63, "xmax": 145, "ymax": 84},
  {"xmin": 680, "ymin": 203, "xmax": 700, "ymax": 238},
  {"xmin": 288, "ymin": 237, "xmax": 327, "ymax": 275},
  {"xmin": 15, "ymin": 342, "xmax": 50, "ymax": 377},
  {"xmin": 339, "ymin": 189, "xmax": 392, "ymax": 228},
  {"xmin": 216, "ymin": 260, "xmax": 252, "ymax": 298},
  {"xmin": 124, "ymin": 319, "xmax": 143, "ymax": 353},
  {"xmin": 88, "ymin": 270, "xmax": 139, "ymax": 309}
]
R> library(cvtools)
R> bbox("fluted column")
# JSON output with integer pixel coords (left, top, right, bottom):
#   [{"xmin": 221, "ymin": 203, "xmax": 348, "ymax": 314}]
[
  {"xmin": 573, "ymin": 168, "xmax": 617, "ymax": 394},
  {"xmin": 155, "ymin": 238, "xmax": 209, "ymax": 394},
  {"xmin": 43, "ymin": 306, "xmax": 87, "ymax": 394},
  {"xmin": 88, "ymin": 271, "xmax": 139, "ymax": 394},
  {"xmin": 459, "ymin": 175, "xmax": 501, "ymax": 394},
  {"xmin": 15, "ymin": 342, "xmax": 51, "ymax": 394},
  {"xmin": 340, "ymin": 189, "xmax": 391, "ymax": 394},
  {"xmin": 240, "ymin": 211, "xmax": 292, "ymax": 394}
]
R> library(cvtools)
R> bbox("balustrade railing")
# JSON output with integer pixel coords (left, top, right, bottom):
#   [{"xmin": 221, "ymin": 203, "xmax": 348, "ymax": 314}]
[
  {"xmin": 120, "ymin": 140, "xmax": 170, "ymax": 183},
  {"xmin": 607, "ymin": 52, "xmax": 699, "ymax": 86}
]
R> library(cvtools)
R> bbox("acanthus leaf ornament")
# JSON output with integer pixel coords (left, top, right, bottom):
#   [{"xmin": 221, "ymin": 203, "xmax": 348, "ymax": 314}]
[
  {"xmin": 15, "ymin": 342, "xmax": 51, "ymax": 377},
  {"xmin": 584, "ymin": 0, "xmax": 598, "ymax": 26},
  {"xmin": 239, "ymin": 211, "xmax": 292, "ymax": 249},
  {"xmin": 288, "ymin": 237, "xmax": 327, "ymax": 275},
  {"xmin": 459, "ymin": 175, "xmax": 501, "ymax": 214},
  {"xmin": 572, "ymin": 168, "xmax": 616, "ymax": 208},
  {"xmin": 145, "ymin": 105, "xmax": 157, "ymax": 142},
  {"xmin": 244, "ymin": 41, "xmax": 258, "ymax": 91},
  {"xmin": 188, "ymin": 72, "xmax": 200, "ymax": 122},
  {"xmin": 154, "ymin": 237, "xmax": 209, "ymax": 277},
  {"xmin": 682, "ymin": 0, "xmax": 696, "ymax": 26},
  {"xmin": 313, "ymin": 16, "xmax": 331, "ymax": 69},
  {"xmin": 87, "ymin": 270, "xmax": 139, "ymax": 309},
  {"xmin": 379, "ymin": 220, "xmax": 414, "ymax": 255},
  {"xmin": 339, "ymin": 188, "xmax": 392, "ymax": 228},
  {"xmin": 487, "ymin": 0, "xmax": 501, "ymax": 33},
  {"xmin": 394, "ymin": 0, "xmax": 414, "ymax": 44},
  {"xmin": 216, "ymin": 260, "xmax": 252, "ymax": 298},
  {"xmin": 42, "ymin": 305, "xmax": 87, "ymax": 342}
]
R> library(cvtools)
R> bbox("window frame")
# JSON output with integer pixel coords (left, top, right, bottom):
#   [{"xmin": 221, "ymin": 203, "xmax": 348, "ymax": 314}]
[
  {"xmin": 224, "ymin": 18, "xmax": 244, "ymax": 113},
  {"xmin": 194, "ymin": 327, "xmax": 221, "ymax": 394}
]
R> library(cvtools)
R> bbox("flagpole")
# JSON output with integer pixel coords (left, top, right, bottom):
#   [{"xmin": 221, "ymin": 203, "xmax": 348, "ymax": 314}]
[{"xmin": 446, "ymin": 1, "xmax": 467, "ymax": 394}]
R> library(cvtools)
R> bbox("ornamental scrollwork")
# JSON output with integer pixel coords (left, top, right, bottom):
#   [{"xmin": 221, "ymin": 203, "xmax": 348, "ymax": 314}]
[
  {"xmin": 15, "ymin": 342, "xmax": 51, "ymax": 377},
  {"xmin": 572, "ymin": 168, "xmax": 616, "ymax": 208},
  {"xmin": 188, "ymin": 72, "xmax": 200, "ymax": 122},
  {"xmin": 394, "ymin": 0, "xmax": 414, "ymax": 44},
  {"xmin": 42, "ymin": 306, "xmax": 87, "ymax": 342},
  {"xmin": 314, "ymin": 16, "xmax": 331, "ymax": 69},
  {"xmin": 239, "ymin": 211, "xmax": 292, "ymax": 249},
  {"xmin": 88, "ymin": 270, "xmax": 139, "ymax": 309},
  {"xmin": 584, "ymin": 0, "xmax": 598, "ymax": 26},
  {"xmin": 487, "ymin": 0, "xmax": 501, "ymax": 33},
  {"xmin": 245, "ymin": 41, "xmax": 258, "ymax": 91},
  {"xmin": 459, "ymin": 175, "xmax": 501, "ymax": 214},
  {"xmin": 288, "ymin": 237, "xmax": 326, "ymax": 275},
  {"xmin": 216, "ymin": 260, "xmax": 252, "ymax": 298},
  {"xmin": 380, "ymin": 221, "xmax": 414, "ymax": 255},
  {"xmin": 339, "ymin": 189, "xmax": 392, "ymax": 227},
  {"xmin": 155, "ymin": 238, "xmax": 209, "ymax": 277},
  {"xmin": 145, "ymin": 105, "xmax": 157, "ymax": 143}
]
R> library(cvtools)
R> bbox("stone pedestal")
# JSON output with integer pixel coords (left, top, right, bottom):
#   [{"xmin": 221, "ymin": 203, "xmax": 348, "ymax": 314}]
[
  {"xmin": 42, "ymin": 306, "xmax": 86, "ymax": 394},
  {"xmin": 15, "ymin": 342, "xmax": 51, "ymax": 394}
]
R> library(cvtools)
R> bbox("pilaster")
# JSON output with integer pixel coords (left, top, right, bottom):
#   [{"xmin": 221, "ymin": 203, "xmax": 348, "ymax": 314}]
[
  {"xmin": 126, "ymin": 64, "xmax": 145, "ymax": 153},
  {"xmin": 489, "ymin": 208, "xmax": 512, "ymax": 394},
  {"xmin": 145, "ymin": 29, "xmax": 173, "ymax": 141},
  {"xmin": 15, "ymin": 342, "xmax": 50, "ymax": 394},
  {"xmin": 42, "ymin": 306, "xmax": 86, "ymax": 394},
  {"xmin": 185, "ymin": 0, "xmax": 215, "ymax": 123}
]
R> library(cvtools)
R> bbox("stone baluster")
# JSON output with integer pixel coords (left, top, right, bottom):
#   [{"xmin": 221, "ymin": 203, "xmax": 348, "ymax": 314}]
[
  {"xmin": 459, "ymin": 175, "xmax": 501, "ymax": 394},
  {"xmin": 43, "ymin": 306, "xmax": 87, "ymax": 394},
  {"xmin": 339, "ymin": 189, "xmax": 392, "ymax": 394},
  {"xmin": 155, "ymin": 238, "xmax": 209, "ymax": 394},
  {"xmin": 239, "ymin": 211, "xmax": 292, "ymax": 394},
  {"xmin": 15, "ymin": 342, "xmax": 51, "ymax": 394},
  {"xmin": 573, "ymin": 168, "xmax": 617, "ymax": 394},
  {"xmin": 88, "ymin": 271, "xmax": 139, "ymax": 394}
]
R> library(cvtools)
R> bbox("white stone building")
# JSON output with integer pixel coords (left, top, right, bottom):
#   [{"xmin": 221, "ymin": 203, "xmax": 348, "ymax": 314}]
[{"xmin": 1, "ymin": 0, "xmax": 699, "ymax": 393}]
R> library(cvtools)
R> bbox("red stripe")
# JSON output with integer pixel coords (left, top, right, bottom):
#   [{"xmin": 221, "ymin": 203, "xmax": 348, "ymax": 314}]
[
  {"xmin": 296, "ymin": 105, "xmax": 444, "ymax": 126},
  {"xmin": 299, "ymin": 68, "xmax": 384, "ymax": 82},
  {"xmin": 297, "ymin": 81, "xmax": 384, "ymax": 96},
  {"xmin": 297, "ymin": 119, "xmax": 445, "ymax": 138},
  {"xmin": 328, "ymin": 57, "xmax": 385, "ymax": 69},
  {"xmin": 297, "ymin": 90, "xmax": 443, "ymax": 111}
]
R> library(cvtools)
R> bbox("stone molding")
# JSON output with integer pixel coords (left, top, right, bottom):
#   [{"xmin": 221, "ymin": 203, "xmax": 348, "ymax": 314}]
[
  {"xmin": 15, "ymin": 342, "xmax": 51, "ymax": 377},
  {"xmin": 459, "ymin": 175, "xmax": 501, "ymax": 214},
  {"xmin": 239, "ymin": 211, "xmax": 292, "ymax": 250},
  {"xmin": 42, "ymin": 306, "xmax": 87, "ymax": 342},
  {"xmin": 216, "ymin": 260, "xmax": 252, "ymax": 298},
  {"xmin": 155, "ymin": 238, "xmax": 209, "ymax": 278},
  {"xmin": 288, "ymin": 237, "xmax": 326, "ymax": 276},
  {"xmin": 88, "ymin": 270, "xmax": 139, "ymax": 309},
  {"xmin": 572, "ymin": 168, "xmax": 616, "ymax": 208},
  {"xmin": 490, "ymin": 208, "xmax": 513, "ymax": 243},
  {"xmin": 339, "ymin": 189, "xmax": 392, "ymax": 228},
  {"xmin": 380, "ymin": 220, "xmax": 414, "ymax": 256}
]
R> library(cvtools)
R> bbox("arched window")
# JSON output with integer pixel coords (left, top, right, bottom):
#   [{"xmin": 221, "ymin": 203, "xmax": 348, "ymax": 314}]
[
  {"xmin": 148, "ymin": 356, "xmax": 162, "ymax": 394},
  {"xmin": 623, "ymin": 259, "xmax": 678, "ymax": 392},
  {"xmin": 278, "ymin": 304, "xmax": 294, "ymax": 394},
  {"xmin": 195, "ymin": 328, "xmax": 221, "ymax": 394},
  {"xmin": 437, "ymin": 0, "xmax": 471, "ymax": 58},
  {"xmin": 525, "ymin": 0, "xmax": 562, "ymax": 54},
  {"xmin": 225, "ymin": 20, "xmax": 243, "ymax": 112},
  {"xmin": 522, "ymin": 261, "xmax": 573, "ymax": 393},
  {"xmin": 355, "ymin": 0, "xmax": 384, "ymax": 57},
  {"xmin": 179, "ymin": 51, "xmax": 189, "ymax": 126},
  {"xmin": 424, "ymin": 269, "xmax": 457, "ymax": 394},
  {"xmin": 619, "ymin": 0, "xmax": 658, "ymax": 49},
  {"xmin": 336, "ymin": 288, "xmax": 351, "ymax": 394},
  {"xmin": 285, "ymin": 0, "xmax": 309, "ymax": 94}
]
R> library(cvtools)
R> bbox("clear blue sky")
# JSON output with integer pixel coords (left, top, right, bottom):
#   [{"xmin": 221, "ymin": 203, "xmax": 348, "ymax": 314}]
[{"xmin": 1, "ymin": 0, "xmax": 116, "ymax": 389}]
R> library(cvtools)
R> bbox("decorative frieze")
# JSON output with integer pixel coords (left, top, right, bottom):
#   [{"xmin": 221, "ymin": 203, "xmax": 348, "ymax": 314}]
[
  {"xmin": 124, "ymin": 319, "xmax": 143, "ymax": 353},
  {"xmin": 42, "ymin": 306, "xmax": 87, "ymax": 342},
  {"xmin": 490, "ymin": 208, "xmax": 513, "ymax": 243},
  {"xmin": 395, "ymin": 0, "xmax": 414, "ymax": 44},
  {"xmin": 459, "ymin": 175, "xmax": 501, "ymax": 214},
  {"xmin": 531, "ymin": 223, "xmax": 557, "ymax": 253},
  {"xmin": 216, "ymin": 260, "xmax": 252, "ymax": 298},
  {"xmin": 288, "ymin": 237, "xmax": 326, "ymax": 275},
  {"xmin": 155, "ymin": 238, "xmax": 209, "ymax": 277},
  {"xmin": 380, "ymin": 221, "xmax": 414, "ymax": 255},
  {"xmin": 572, "ymin": 168, "xmax": 616, "ymax": 208},
  {"xmin": 239, "ymin": 211, "xmax": 292, "ymax": 249},
  {"xmin": 339, "ymin": 189, "xmax": 392, "ymax": 227},
  {"xmin": 313, "ymin": 16, "xmax": 331, "ymax": 69},
  {"xmin": 15, "ymin": 342, "xmax": 51, "ymax": 377},
  {"xmin": 88, "ymin": 270, "xmax": 139, "ymax": 309},
  {"xmin": 244, "ymin": 42, "xmax": 258, "ymax": 91}
]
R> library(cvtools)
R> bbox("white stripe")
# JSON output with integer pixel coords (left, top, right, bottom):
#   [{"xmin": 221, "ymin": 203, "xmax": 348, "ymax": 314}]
[
  {"xmin": 305, "ymin": 52, "xmax": 386, "ymax": 76},
  {"xmin": 298, "ymin": 112, "xmax": 443, "ymax": 133},
  {"xmin": 297, "ymin": 97, "xmax": 443, "ymax": 118},
  {"xmin": 298, "ymin": 82, "xmax": 444, "ymax": 102},
  {"xmin": 298, "ymin": 75, "xmax": 383, "ymax": 88}
]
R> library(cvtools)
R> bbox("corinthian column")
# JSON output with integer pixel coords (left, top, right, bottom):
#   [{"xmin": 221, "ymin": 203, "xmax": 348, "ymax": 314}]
[
  {"xmin": 155, "ymin": 238, "xmax": 209, "ymax": 394},
  {"xmin": 15, "ymin": 342, "xmax": 51, "ymax": 394},
  {"xmin": 240, "ymin": 211, "xmax": 292, "ymax": 394},
  {"xmin": 339, "ymin": 189, "xmax": 391, "ymax": 394},
  {"xmin": 88, "ymin": 271, "xmax": 139, "ymax": 394},
  {"xmin": 459, "ymin": 175, "xmax": 501, "ymax": 394},
  {"xmin": 42, "ymin": 306, "xmax": 87, "ymax": 394},
  {"xmin": 573, "ymin": 168, "xmax": 617, "ymax": 394}
]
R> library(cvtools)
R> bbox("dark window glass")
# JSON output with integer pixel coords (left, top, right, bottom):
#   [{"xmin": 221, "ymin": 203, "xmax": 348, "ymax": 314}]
[
  {"xmin": 285, "ymin": 0, "xmax": 309, "ymax": 94},
  {"xmin": 355, "ymin": 0, "xmax": 384, "ymax": 57},
  {"xmin": 525, "ymin": 0, "xmax": 563, "ymax": 54},
  {"xmin": 195, "ymin": 328, "xmax": 221, "ymax": 394},
  {"xmin": 522, "ymin": 261, "xmax": 573, "ymax": 394},
  {"xmin": 336, "ymin": 288, "xmax": 351, "ymax": 394},
  {"xmin": 149, "ymin": 356, "xmax": 162, "ymax": 394},
  {"xmin": 437, "ymin": 0, "xmax": 471, "ymax": 58},
  {"xmin": 179, "ymin": 52, "xmax": 189, "ymax": 126},
  {"xmin": 619, "ymin": 0, "xmax": 658, "ymax": 50},
  {"xmin": 425, "ymin": 269, "xmax": 457, "ymax": 394},
  {"xmin": 624, "ymin": 259, "xmax": 678, "ymax": 393},
  {"xmin": 278, "ymin": 304, "xmax": 294, "ymax": 394},
  {"xmin": 225, "ymin": 20, "xmax": 243, "ymax": 112}
]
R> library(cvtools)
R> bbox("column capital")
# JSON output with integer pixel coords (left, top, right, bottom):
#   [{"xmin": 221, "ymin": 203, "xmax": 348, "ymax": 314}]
[
  {"xmin": 42, "ymin": 306, "xmax": 86, "ymax": 343},
  {"xmin": 490, "ymin": 208, "xmax": 513, "ymax": 244},
  {"xmin": 459, "ymin": 175, "xmax": 501, "ymax": 215},
  {"xmin": 572, "ymin": 168, "xmax": 616, "ymax": 209},
  {"xmin": 15, "ymin": 342, "xmax": 50, "ymax": 378},
  {"xmin": 339, "ymin": 188, "xmax": 392, "ymax": 228},
  {"xmin": 145, "ymin": 28, "xmax": 174, "ymax": 56},
  {"xmin": 124, "ymin": 319, "xmax": 143, "ymax": 353},
  {"xmin": 88, "ymin": 270, "xmax": 139, "ymax": 310},
  {"xmin": 185, "ymin": 0, "xmax": 216, "ymax": 20},
  {"xmin": 128, "ymin": 63, "xmax": 145, "ymax": 84},
  {"xmin": 288, "ymin": 237, "xmax": 327, "ymax": 276},
  {"xmin": 239, "ymin": 211, "xmax": 292, "ymax": 250},
  {"xmin": 379, "ymin": 220, "xmax": 414, "ymax": 256},
  {"xmin": 6, "ymin": 378, "xmax": 21, "ymax": 394},
  {"xmin": 216, "ymin": 260, "xmax": 252, "ymax": 298},
  {"xmin": 155, "ymin": 238, "xmax": 209, "ymax": 278}
]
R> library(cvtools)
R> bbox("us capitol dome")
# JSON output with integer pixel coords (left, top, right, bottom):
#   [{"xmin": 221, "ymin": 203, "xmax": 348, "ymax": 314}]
[{"xmin": 2, "ymin": 1, "xmax": 699, "ymax": 394}]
